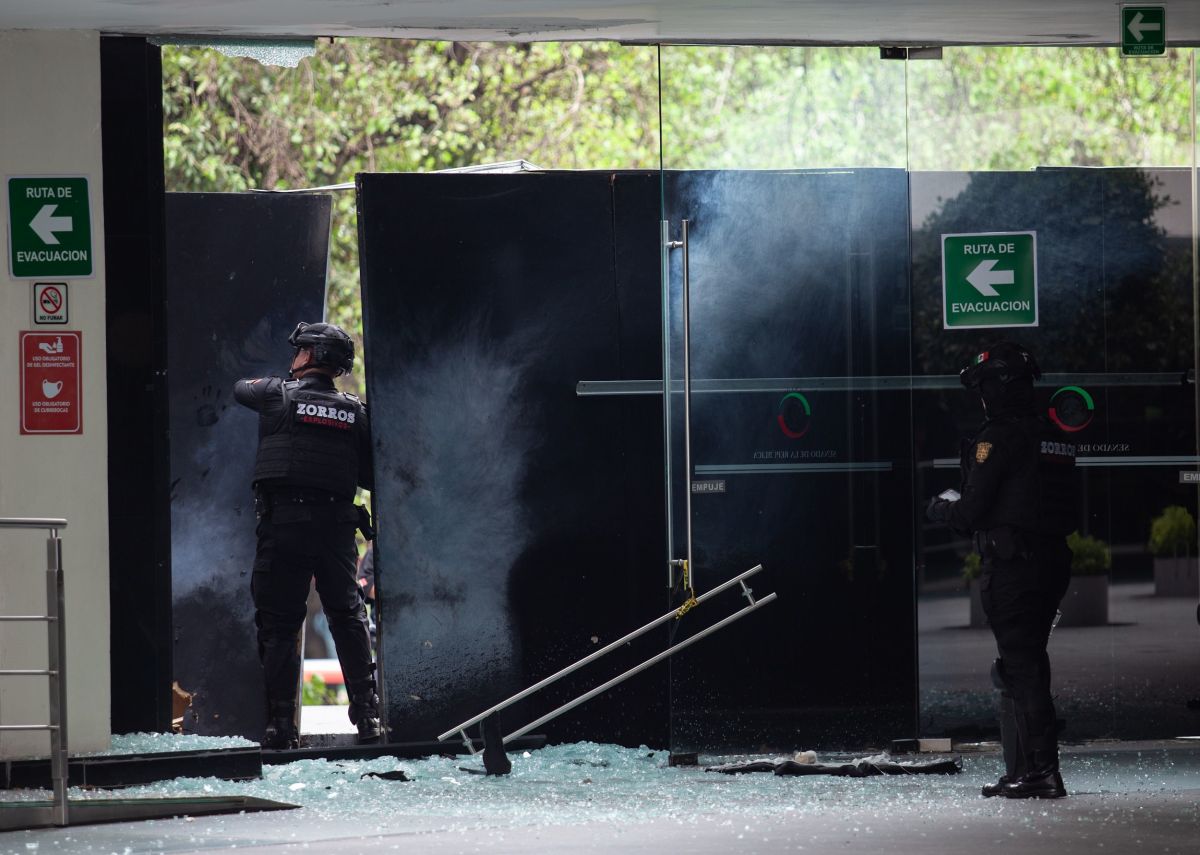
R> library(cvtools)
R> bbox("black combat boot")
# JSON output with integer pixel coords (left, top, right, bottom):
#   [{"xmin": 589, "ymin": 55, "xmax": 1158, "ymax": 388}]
[
  {"xmin": 1004, "ymin": 715, "xmax": 1065, "ymax": 798},
  {"xmin": 1002, "ymin": 767, "xmax": 1066, "ymax": 799},
  {"xmin": 981, "ymin": 775, "xmax": 1014, "ymax": 798},
  {"xmin": 983, "ymin": 694, "xmax": 1025, "ymax": 797},
  {"xmin": 348, "ymin": 681, "xmax": 381, "ymax": 744},
  {"xmin": 263, "ymin": 702, "xmax": 299, "ymax": 750}
]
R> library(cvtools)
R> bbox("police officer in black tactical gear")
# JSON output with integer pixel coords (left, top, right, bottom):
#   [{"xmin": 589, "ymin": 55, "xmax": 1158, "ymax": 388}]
[
  {"xmin": 926, "ymin": 342, "xmax": 1077, "ymax": 800},
  {"xmin": 234, "ymin": 321, "xmax": 380, "ymax": 750}
]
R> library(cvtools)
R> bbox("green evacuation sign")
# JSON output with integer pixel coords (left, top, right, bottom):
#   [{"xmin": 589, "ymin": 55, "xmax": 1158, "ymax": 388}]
[
  {"xmin": 1121, "ymin": 5, "xmax": 1166, "ymax": 57},
  {"xmin": 941, "ymin": 231, "xmax": 1038, "ymax": 330},
  {"xmin": 7, "ymin": 176, "xmax": 93, "ymax": 279}
]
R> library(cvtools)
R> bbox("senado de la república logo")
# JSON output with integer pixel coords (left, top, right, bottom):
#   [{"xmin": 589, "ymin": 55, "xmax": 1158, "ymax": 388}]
[
  {"xmin": 1048, "ymin": 385, "xmax": 1095, "ymax": 432},
  {"xmin": 777, "ymin": 392, "xmax": 812, "ymax": 439}
]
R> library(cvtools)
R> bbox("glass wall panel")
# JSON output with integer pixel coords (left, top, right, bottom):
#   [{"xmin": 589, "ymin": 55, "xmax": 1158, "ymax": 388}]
[
  {"xmin": 908, "ymin": 48, "xmax": 1200, "ymax": 742},
  {"xmin": 658, "ymin": 47, "xmax": 914, "ymax": 751}
]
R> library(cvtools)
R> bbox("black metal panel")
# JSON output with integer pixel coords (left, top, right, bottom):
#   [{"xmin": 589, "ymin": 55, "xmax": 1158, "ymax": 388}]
[
  {"xmin": 101, "ymin": 35, "xmax": 174, "ymax": 734},
  {"xmin": 359, "ymin": 169, "xmax": 918, "ymax": 752},
  {"xmin": 359, "ymin": 172, "xmax": 670, "ymax": 747},
  {"xmin": 663, "ymin": 170, "xmax": 917, "ymax": 751},
  {"xmin": 6, "ymin": 748, "xmax": 261, "ymax": 790},
  {"xmin": 0, "ymin": 796, "xmax": 295, "ymax": 832},
  {"xmin": 165, "ymin": 192, "xmax": 329, "ymax": 738}
]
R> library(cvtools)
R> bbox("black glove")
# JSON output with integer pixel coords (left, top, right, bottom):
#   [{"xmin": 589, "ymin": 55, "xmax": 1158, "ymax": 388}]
[
  {"xmin": 926, "ymin": 497, "xmax": 951, "ymax": 523},
  {"xmin": 356, "ymin": 504, "xmax": 376, "ymax": 541}
]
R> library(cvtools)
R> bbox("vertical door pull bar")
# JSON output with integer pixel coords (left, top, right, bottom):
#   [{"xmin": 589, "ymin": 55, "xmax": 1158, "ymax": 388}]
[
  {"xmin": 680, "ymin": 219, "xmax": 695, "ymax": 586},
  {"xmin": 661, "ymin": 220, "xmax": 677, "ymax": 586}
]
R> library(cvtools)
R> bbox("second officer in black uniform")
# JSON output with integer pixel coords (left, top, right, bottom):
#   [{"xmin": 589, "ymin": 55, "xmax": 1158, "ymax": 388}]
[
  {"xmin": 234, "ymin": 322, "xmax": 380, "ymax": 749},
  {"xmin": 926, "ymin": 342, "xmax": 1077, "ymax": 799}
]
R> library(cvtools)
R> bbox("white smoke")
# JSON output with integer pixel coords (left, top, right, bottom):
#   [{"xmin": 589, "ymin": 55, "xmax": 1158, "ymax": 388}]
[
  {"xmin": 170, "ymin": 380, "xmax": 259, "ymax": 604},
  {"xmin": 372, "ymin": 317, "xmax": 538, "ymax": 709}
]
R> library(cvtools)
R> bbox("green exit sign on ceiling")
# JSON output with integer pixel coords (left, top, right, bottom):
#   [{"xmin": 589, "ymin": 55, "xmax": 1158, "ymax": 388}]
[{"xmin": 1121, "ymin": 5, "xmax": 1166, "ymax": 57}]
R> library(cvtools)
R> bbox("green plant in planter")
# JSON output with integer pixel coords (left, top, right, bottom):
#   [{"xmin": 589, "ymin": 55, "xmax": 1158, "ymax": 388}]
[
  {"xmin": 1148, "ymin": 505, "xmax": 1196, "ymax": 558},
  {"xmin": 962, "ymin": 550, "xmax": 981, "ymax": 582},
  {"xmin": 1066, "ymin": 530, "xmax": 1111, "ymax": 576},
  {"xmin": 302, "ymin": 673, "xmax": 339, "ymax": 706}
]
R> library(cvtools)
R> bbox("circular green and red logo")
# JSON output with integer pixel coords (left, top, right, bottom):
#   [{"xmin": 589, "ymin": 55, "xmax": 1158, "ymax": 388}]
[
  {"xmin": 1048, "ymin": 385, "xmax": 1095, "ymax": 432},
  {"xmin": 777, "ymin": 392, "xmax": 812, "ymax": 439}
]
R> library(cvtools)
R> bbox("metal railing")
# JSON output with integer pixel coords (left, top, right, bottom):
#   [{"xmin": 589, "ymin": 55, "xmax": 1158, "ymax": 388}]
[
  {"xmin": 438, "ymin": 563, "xmax": 776, "ymax": 752},
  {"xmin": 0, "ymin": 517, "xmax": 69, "ymax": 826}
]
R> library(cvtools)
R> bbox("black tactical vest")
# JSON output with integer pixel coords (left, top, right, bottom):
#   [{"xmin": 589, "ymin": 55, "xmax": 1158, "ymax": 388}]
[
  {"xmin": 253, "ymin": 380, "xmax": 364, "ymax": 498},
  {"xmin": 1027, "ymin": 417, "xmax": 1078, "ymax": 537},
  {"xmin": 962, "ymin": 414, "xmax": 1076, "ymax": 536}
]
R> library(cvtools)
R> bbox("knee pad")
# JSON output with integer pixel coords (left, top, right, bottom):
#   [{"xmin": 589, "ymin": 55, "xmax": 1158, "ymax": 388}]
[
  {"xmin": 257, "ymin": 610, "xmax": 304, "ymax": 638},
  {"xmin": 990, "ymin": 658, "xmax": 1010, "ymax": 692}
]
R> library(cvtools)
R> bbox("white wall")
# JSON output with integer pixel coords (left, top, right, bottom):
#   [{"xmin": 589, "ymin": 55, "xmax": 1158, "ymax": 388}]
[{"xmin": 0, "ymin": 29, "xmax": 110, "ymax": 758}]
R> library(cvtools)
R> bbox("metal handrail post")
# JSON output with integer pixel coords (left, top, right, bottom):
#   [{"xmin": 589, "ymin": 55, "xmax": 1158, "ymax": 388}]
[
  {"xmin": 0, "ymin": 517, "xmax": 68, "ymax": 826},
  {"xmin": 47, "ymin": 527, "xmax": 68, "ymax": 826}
]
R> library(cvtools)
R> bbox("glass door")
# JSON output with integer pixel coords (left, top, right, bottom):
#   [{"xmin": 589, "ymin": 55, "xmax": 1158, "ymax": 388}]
[
  {"xmin": 907, "ymin": 46, "xmax": 1200, "ymax": 743},
  {"xmin": 657, "ymin": 46, "xmax": 915, "ymax": 751},
  {"xmin": 655, "ymin": 41, "xmax": 1200, "ymax": 755}
]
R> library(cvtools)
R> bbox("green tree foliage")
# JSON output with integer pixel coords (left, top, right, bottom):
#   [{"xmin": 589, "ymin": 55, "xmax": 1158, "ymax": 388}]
[
  {"xmin": 163, "ymin": 40, "xmax": 1196, "ymax": 393},
  {"xmin": 660, "ymin": 45, "xmax": 1193, "ymax": 170},
  {"xmin": 163, "ymin": 40, "xmax": 662, "ymax": 186},
  {"xmin": 162, "ymin": 39, "xmax": 661, "ymax": 392},
  {"xmin": 906, "ymin": 47, "xmax": 1193, "ymax": 170},
  {"xmin": 659, "ymin": 46, "xmax": 908, "ymax": 168}
]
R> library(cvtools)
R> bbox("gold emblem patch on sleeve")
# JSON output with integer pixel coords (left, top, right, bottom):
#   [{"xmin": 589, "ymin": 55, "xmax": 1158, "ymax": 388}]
[{"xmin": 975, "ymin": 441, "xmax": 993, "ymax": 464}]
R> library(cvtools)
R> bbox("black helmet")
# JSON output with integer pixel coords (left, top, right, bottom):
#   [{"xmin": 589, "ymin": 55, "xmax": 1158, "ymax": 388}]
[
  {"xmin": 959, "ymin": 341, "xmax": 1041, "ymax": 390},
  {"xmin": 288, "ymin": 321, "xmax": 354, "ymax": 374}
]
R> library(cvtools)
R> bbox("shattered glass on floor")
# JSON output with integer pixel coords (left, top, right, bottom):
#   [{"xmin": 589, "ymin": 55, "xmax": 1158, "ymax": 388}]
[
  {"xmin": 75, "ymin": 732, "xmax": 257, "ymax": 757},
  {"xmin": 4, "ymin": 740, "xmax": 1200, "ymax": 853}
]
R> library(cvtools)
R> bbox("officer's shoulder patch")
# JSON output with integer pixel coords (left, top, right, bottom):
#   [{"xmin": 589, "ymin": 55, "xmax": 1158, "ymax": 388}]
[
  {"xmin": 341, "ymin": 392, "xmax": 361, "ymax": 403},
  {"xmin": 975, "ymin": 441, "xmax": 993, "ymax": 464}
]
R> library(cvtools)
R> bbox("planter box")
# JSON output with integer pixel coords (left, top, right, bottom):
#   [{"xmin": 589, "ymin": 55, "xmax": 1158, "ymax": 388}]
[
  {"xmin": 1056, "ymin": 575, "xmax": 1108, "ymax": 627},
  {"xmin": 968, "ymin": 576, "xmax": 1107, "ymax": 628},
  {"xmin": 1153, "ymin": 556, "xmax": 1199, "ymax": 598}
]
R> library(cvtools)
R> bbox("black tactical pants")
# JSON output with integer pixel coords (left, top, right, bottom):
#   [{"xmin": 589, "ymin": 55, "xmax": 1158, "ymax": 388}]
[
  {"xmin": 251, "ymin": 500, "xmax": 374, "ymax": 713},
  {"xmin": 980, "ymin": 544, "xmax": 1070, "ymax": 776}
]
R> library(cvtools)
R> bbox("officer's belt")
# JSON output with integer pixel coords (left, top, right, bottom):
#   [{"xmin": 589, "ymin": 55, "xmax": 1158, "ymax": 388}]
[
  {"xmin": 973, "ymin": 526, "xmax": 1033, "ymax": 562},
  {"xmin": 262, "ymin": 487, "xmax": 353, "ymax": 506}
]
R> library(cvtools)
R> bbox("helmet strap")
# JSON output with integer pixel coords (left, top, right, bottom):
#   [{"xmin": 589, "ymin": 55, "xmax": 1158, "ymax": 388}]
[{"xmin": 289, "ymin": 348, "xmax": 313, "ymax": 376}]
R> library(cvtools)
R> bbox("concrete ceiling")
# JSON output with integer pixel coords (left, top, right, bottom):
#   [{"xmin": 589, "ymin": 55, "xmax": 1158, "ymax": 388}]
[{"xmin": 2, "ymin": 1, "xmax": 1199, "ymax": 46}]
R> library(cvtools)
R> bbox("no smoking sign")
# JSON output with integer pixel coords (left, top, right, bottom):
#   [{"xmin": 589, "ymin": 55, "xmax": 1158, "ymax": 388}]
[{"xmin": 33, "ymin": 282, "xmax": 68, "ymax": 325}]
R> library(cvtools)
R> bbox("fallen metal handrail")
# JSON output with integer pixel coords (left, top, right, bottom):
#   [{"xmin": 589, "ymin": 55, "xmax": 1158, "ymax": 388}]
[
  {"xmin": 437, "ymin": 563, "xmax": 776, "ymax": 757},
  {"xmin": 504, "ymin": 590, "xmax": 777, "ymax": 744},
  {"xmin": 0, "ymin": 517, "xmax": 69, "ymax": 826}
]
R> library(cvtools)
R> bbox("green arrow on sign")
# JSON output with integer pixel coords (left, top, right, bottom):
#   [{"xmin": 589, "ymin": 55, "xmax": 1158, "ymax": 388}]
[
  {"xmin": 7, "ymin": 176, "xmax": 93, "ymax": 279},
  {"xmin": 941, "ymin": 231, "xmax": 1038, "ymax": 330},
  {"xmin": 1121, "ymin": 5, "xmax": 1166, "ymax": 57}
]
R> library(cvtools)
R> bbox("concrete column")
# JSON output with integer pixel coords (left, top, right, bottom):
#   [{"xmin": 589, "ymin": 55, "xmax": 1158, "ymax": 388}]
[{"xmin": 0, "ymin": 29, "xmax": 111, "ymax": 757}]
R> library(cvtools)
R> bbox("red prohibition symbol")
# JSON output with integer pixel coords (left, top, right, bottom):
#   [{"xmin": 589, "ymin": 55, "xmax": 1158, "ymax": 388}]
[{"xmin": 39, "ymin": 286, "xmax": 63, "ymax": 315}]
